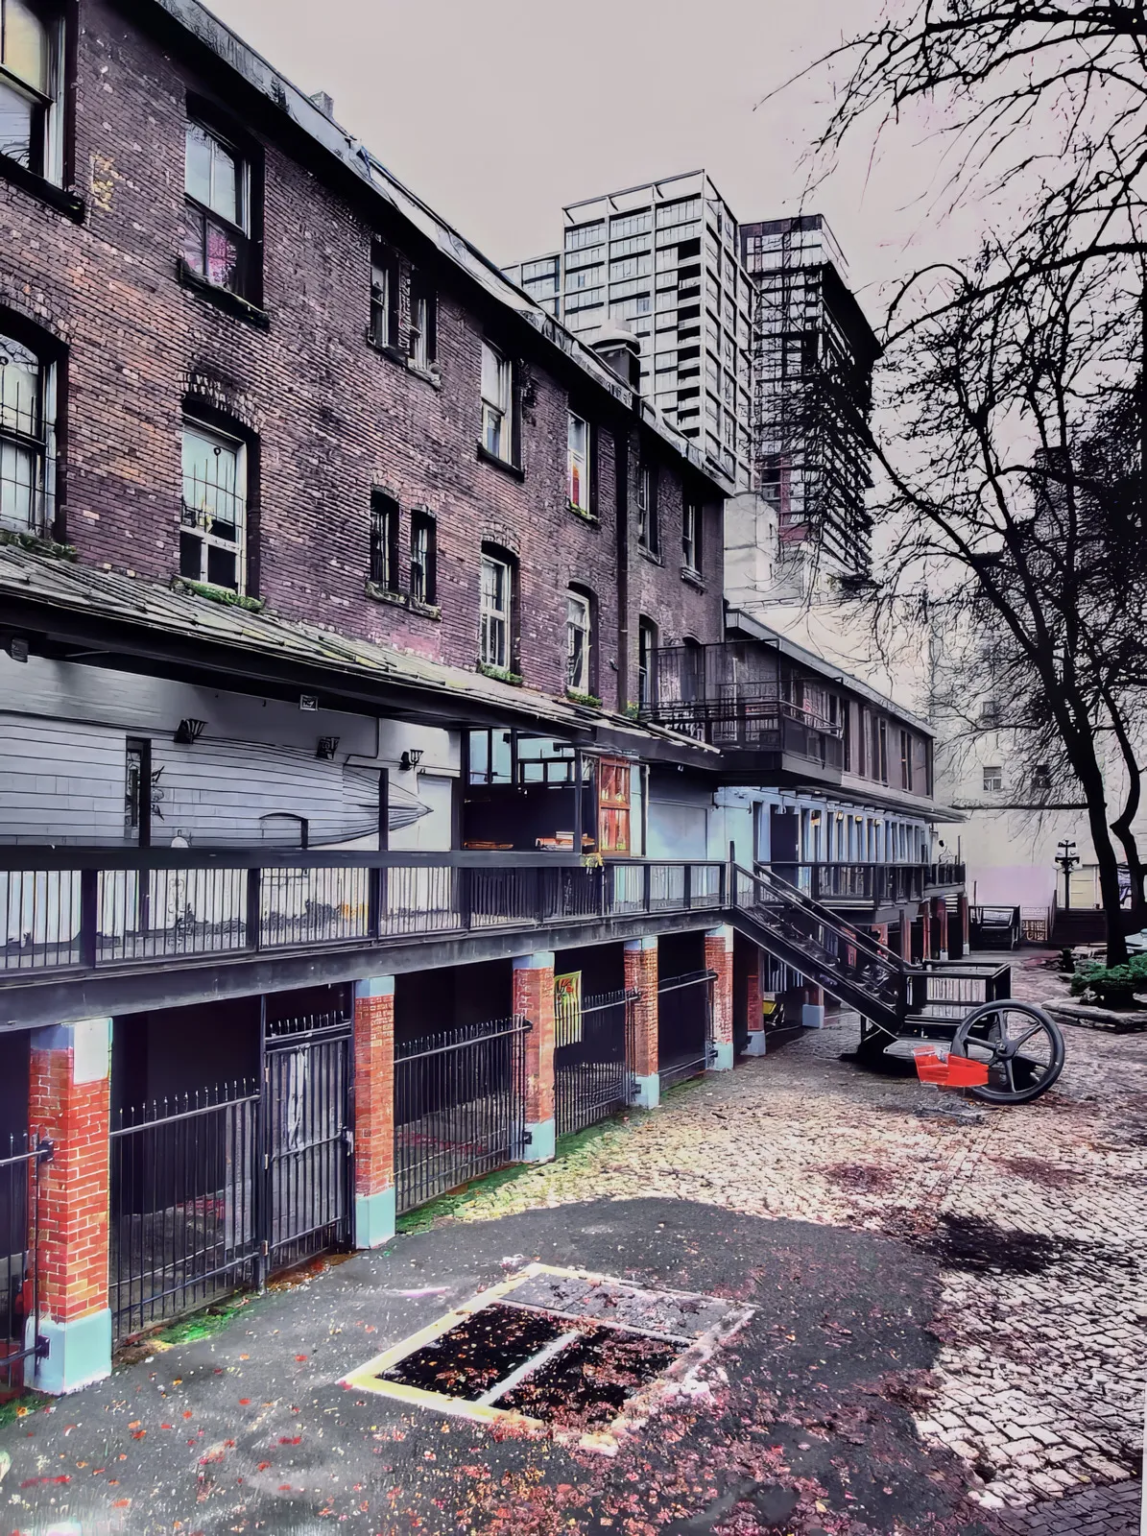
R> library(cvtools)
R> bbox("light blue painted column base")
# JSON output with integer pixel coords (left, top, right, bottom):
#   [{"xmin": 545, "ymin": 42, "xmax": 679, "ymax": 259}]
[
  {"xmin": 803, "ymin": 1004, "xmax": 826, "ymax": 1029},
  {"xmin": 33, "ymin": 1308, "xmax": 111, "ymax": 1395},
  {"xmin": 355, "ymin": 1187, "xmax": 396, "ymax": 1249},
  {"xmin": 631, "ymin": 1073, "xmax": 660, "ymax": 1110},
  {"xmin": 523, "ymin": 1118, "xmax": 556, "ymax": 1162},
  {"xmin": 710, "ymin": 1041, "xmax": 735, "ymax": 1071},
  {"xmin": 744, "ymin": 1033, "xmax": 768, "ymax": 1057}
]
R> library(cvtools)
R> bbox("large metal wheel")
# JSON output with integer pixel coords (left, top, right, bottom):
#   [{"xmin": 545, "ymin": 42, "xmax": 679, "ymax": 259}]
[{"xmin": 953, "ymin": 1001, "xmax": 1065, "ymax": 1104}]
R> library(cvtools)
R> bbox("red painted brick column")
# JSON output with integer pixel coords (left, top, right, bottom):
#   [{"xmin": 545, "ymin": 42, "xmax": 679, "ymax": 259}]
[
  {"xmin": 512, "ymin": 952, "xmax": 555, "ymax": 1162},
  {"xmin": 29, "ymin": 1019, "xmax": 112, "ymax": 1394},
  {"xmin": 920, "ymin": 903, "xmax": 933, "ymax": 962},
  {"xmin": 705, "ymin": 925, "xmax": 735, "ymax": 1068},
  {"xmin": 624, "ymin": 937, "xmax": 659, "ymax": 1107},
  {"xmin": 900, "ymin": 916, "xmax": 914, "ymax": 963},
  {"xmin": 933, "ymin": 897, "xmax": 950, "ymax": 960},
  {"xmin": 802, "ymin": 981, "xmax": 826, "ymax": 1028},
  {"xmin": 957, "ymin": 893, "xmax": 971, "ymax": 957},
  {"xmin": 745, "ymin": 951, "xmax": 766, "ymax": 1056},
  {"xmin": 352, "ymin": 977, "xmax": 395, "ymax": 1247}
]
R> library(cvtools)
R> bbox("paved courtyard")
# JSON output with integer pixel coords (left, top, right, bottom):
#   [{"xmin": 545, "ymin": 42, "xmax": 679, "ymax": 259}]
[{"xmin": 1, "ymin": 949, "xmax": 1142, "ymax": 1535}]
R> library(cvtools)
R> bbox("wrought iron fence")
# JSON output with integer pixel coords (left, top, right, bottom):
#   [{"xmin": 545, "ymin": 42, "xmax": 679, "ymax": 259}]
[
  {"xmin": 110, "ymin": 1082, "xmax": 259, "ymax": 1342},
  {"xmin": 657, "ymin": 970, "xmax": 716, "ymax": 1091},
  {"xmin": 0, "ymin": 1134, "xmax": 51, "ymax": 1389},
  {"xmin": 555, "ymin": 989, "xmax": 636, "ymax": 1138},
  {"xmin": 394, "ymin": 1017, "xmax": 529, "ymax": 1215}
]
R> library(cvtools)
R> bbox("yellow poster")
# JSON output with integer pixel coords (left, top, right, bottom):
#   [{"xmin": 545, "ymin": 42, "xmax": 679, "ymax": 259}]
[{"xmin": 554, "ymin": 972, "xmax": 583, "ymax": 1046}]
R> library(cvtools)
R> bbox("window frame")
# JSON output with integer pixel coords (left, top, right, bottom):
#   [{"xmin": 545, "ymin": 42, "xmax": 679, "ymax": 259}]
[
  {"xmin": 0, "ymin": 0, "xmax": 63, "ymax": 186},
  {"xmin": 567, "ymin": 409, "xmax": 591, "ymax": 515},
  {"xmin": 0, "ymin": 324, "xmax": 55, "ymax": 538},
  {"xmin": 637, "ymin": 616, "xmax": 658, "ymax": 708},
  {"xmin": 410, "ymin": 508, "xmax": 437, "ymax": 606},
  {"xmin": 479, "ymin": 548, "xmax": 515, "ymax": 671},
  {"xmin": 369, "ymin": 490, "xmax": 401, "ymax": 593},
  {"xmin": 566, "ymin": 586, "xmax": 593, "ymax": 695},
  {"xmin": 682, "ymin": 494, "xmax": 702, "ymax": 575},
  {"xmin": 636, "ymin": 461, "xmax": 658, "ymax": 553},
  {"xmin": 179, "ymin": 416, "xmax": 249, "ymax": 596},
  {"xmin": 408, "ymin": 271, "xmax": 437, "ymax": 370},
  {"xmin": 899, "ymin": 729, "xmax": 913, "ymax": 791},
  {"xmin": 182, "ymin": 116, "xmax": 253, "ymax": 301},
  {"xmin": 370, "ymin": 243, "xmax": 400, "ymax": 352},
  {"xmin": 480, "ymin": 341, "xmax": 516, "ymax": 466},
  {"xmin": 983, "ymin": 765, "xmax": 1003, "ymax": 793}
]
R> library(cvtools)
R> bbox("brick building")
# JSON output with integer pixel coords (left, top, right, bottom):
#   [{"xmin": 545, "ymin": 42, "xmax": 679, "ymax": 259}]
[{"xmin": 0, "ymin": 0, "xmax": 964, "ymax": 1395}]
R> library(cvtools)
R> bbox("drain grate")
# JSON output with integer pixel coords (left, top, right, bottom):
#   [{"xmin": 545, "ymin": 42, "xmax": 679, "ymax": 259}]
[{"xmin": 343, "ymin": 1263, "xmax": 754, "ymax": 1450}]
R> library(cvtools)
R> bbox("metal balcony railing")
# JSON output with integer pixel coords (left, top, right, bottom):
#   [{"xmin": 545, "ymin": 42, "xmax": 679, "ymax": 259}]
[
  {"xmin": 764, "ymin": 862, "xmax": 966, "ymax": 907},
  {"xmin": 0, "ymin": 849, "xmax": 726, "ymax": 983}
]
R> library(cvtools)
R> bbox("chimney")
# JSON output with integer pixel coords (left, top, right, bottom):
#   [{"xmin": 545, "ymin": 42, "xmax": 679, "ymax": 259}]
[
  {"xmin": 589, "ymin": 321, "xmax": 642, "ymax": 392},
  {"xmin": 310, "ymin": 91, "xmax": 335, "ymax": 119}
]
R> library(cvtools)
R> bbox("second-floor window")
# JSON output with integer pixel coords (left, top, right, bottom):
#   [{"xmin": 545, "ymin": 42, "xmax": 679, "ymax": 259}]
[
  {"xmin": 0, "ymin": 0, "xmax": 60, "ymax": 181},
  {"xmin": 637, "ymin": 462, "xmax": 657, "ymax": 553},
  {"xmin": 983, "ymin": 765, "xmax": 1003, "ymax": 792},
  {"xmin": 369, "ymin": 491, "xmax": 400, "ymax": 591},
  {"xmin": 409, "ymin": 274, "xmax": 436, "ymax": 370},
  {"xmin": 568, "ymin": 411, "xmax": 590, "ymax": 513},
  {"xmin": 566, "ymin": 588, "xmax": 592, "ymax": 694},
  {"xmin": 479, "ymin": 550, "xmax": 513, "ymax": 669},
  {"xmin": 900, "ymin": 729, "xmax": 913, "ymax": 791},
  {"xmin": 682, "ymin": 496, "xmax": 701, "ymax": 574},
  {"xmin": 480, "ymin": 342, "xmax": 513, "ymax": 463},
  {"xmin": 410, "ymin": 509, "xmax": 437, "ymax": 605},
  {"xmin": 184, "ymin": 119, "xmax": 250, "ymax": 297},
  {"xmin": 371, "ymin": 246, "xmax": 399, "ymax": 349},
  {"xmin": 181, "ymin": 420, "xmax": 247, "ymax": 593},
  {"xmin": 0, "ymin": 328, "xmax": 52, "ymax": 535}
]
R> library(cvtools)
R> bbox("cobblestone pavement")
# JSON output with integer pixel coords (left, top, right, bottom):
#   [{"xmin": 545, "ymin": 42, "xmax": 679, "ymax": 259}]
[{"xmin": 429, "ymin": 951, "xmax": 1145, "ymax": 1533}]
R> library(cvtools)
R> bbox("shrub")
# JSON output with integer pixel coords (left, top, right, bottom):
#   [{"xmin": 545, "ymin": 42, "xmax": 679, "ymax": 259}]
[{"xmin": 1070, "ymin": 951, "xmax": 1147, "ymax": 1008}]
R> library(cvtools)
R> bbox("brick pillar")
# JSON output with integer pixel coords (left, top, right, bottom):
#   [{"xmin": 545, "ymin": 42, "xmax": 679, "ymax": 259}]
[
  {"xmin": 29, "ymin": 1018, "xmax": 112, "ymax": 1395},
  {"xmin": 705, "ymin": 925, "xmax": 735, "ymax": 1070},
  {"xmin": 624, "ymin": 937, "xmax": 659, "ymax": 1108},
  {"xmin": 933, "ymin": 897, "xmax": 950, "ymax": 961},
  {"xmin": 744, "ymin": 950, "xmax": 766, "ymax": 1056},
  {"xmin": 900, "ymin": 916, "xmax": 914, "ymax": 963},
  {"xmin": 353, "ymin": 977, "xmax": 396, "ymax": 1248},
  {"xmin": 920, "ymin": 903, "xmax": 933, "ymax": 962},
  {"xmin": 512, "ymin": 951, "xmax": 555, "ymax": 1162},
  {"xmin": 802, "ymin": 982, "xmax": 825, "ymax": 1029},
  {"xmin": 957, "ymin": 893, "xmax": 971, "ymax": 957}
]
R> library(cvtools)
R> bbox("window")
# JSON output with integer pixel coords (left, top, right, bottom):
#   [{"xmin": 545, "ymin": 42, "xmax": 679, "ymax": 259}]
[
  {"xmin": 983, "ymin": 766, "xmax": 1003, "ymax": 792},
  {"xmin": 877, "ymin": 719, "xmax": 889, "ymax": 783},
  {"xmin": 1033, "ymin": 763, "xmax": 1051, "ymax": 791},
  {"xmin": 183, "ymin": 119, "xmax": 250, "ymax": 297},
  {"xmin": 637, "ymin": 462, "xmax": 658, "ymax": 552},
  {"xmin": 479, "ymin": 550, "xmax": 513, "ymax": 669},
  {"xmin": 181, "ymin": 421, "xmax": 247, "ymax": 592},
  {"xmin": 637, "ymin": 617, "xmax": 658, "ymax": 708},
  {"xmin": 408, "ymin": 274, "xmax": 436, "ymax": 370},
  {"xmin": 369, "ymin": 491, "xmax": 400, "ymax": 591},
  {"xmin": 566, "ymin": 588, "xmax": 592, "ymax": 694},
  {"xmin": 900, "ymin": 729, "xmax": 913, "ymax": 791},
  {"xmin": 0, "ymin": 328, "xmax": 52, "ymax": 535},
  {"xmin": 480, "ymin": 342, "xmax": 514, "ymax": 463},
  {"xmin": 370, "ymin": 246, "xmax": 399, "ymax": 350},
  {"xmin": 567, "ymin": 411, "xmax": 590, "ymax": 513},
  {"xmin": 124, "ymin": 738, "xmax": 151, "ymax": 847},
  {"xmin": 682, "ymin": 496, "xmax": 702, "ymax": 574},
  {"xmin": 410, "ymin": 510, "xmax": 437, "ymax": 605},
  {"xmin": 0, "ymin": 0, "xmax": 59, "ymax": 181}
]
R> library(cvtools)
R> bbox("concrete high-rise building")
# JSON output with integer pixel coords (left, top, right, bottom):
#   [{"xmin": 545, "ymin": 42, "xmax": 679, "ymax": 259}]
[
  {"xmin": 740, "ymin": 215, "xmax": 880, "ymax": 582},
  {"xmin": 507, "ymin": 171, "xmax": 755, "ymax": 489}
]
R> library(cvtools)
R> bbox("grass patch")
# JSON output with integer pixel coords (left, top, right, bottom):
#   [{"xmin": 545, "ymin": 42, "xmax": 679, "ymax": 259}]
[
  {"xmin": 0, "ymin": 1392, "xmax": 39, "ymax": 1426},
  {"xmin": 114, "ymin": 1292, "xmax": 260, "ymax": 1364}
]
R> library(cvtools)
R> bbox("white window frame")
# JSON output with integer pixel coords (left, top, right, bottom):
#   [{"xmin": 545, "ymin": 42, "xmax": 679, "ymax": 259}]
[
  {"xmin": 983, "ymin": 766, "xmax": 1003, "ymax": 793},
  {"xmin": 0, "ymin": 329, "xmax": 54, "ymax": 536},
  {"xmin": 180, "ymin": 418, "xmax": 247, "ymax": 595},
  {"xmin": 682, "ymin": 497, "xmax": 701, "ymax": 573},
  {"xmin": 567, "ymin": 411, "xmax": 590, "ymax": 512},
  {"xmin": 371, "ymin": 248, "xmax": 397, "ymax": 349},
  {"xmin": 566, "ymin": 589, "xmax": 592, "ymax": 694},
  {"xmin": 480, "ymin": 342, "xmax": 513, "ymax": 463},
  {"xmin": 479, "ymin": 551, "xmax": 512, "ymax": 670}
]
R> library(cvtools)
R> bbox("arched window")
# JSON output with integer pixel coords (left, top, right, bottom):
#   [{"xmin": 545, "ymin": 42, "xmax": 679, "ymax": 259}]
[
  {"xmin": 0, "ymin": 326, "xmax": 54, "ymax": 536},
  {"xmin": 566, "ymin": 585, "xmax": 594, "ymax": 695},
  {"xmin": 0, "ymin": 0, "xmax": 61, "ymax": 182}
]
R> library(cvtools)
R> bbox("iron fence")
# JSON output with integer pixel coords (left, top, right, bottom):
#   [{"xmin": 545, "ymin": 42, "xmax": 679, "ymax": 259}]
[
  {"xmin": 0, "ymin": 1134, "xmax": 51, "ymax": 1389},
  {"xmin": 657, "ymin": 970, "xmax": 716, "ymax": 1091},
  {"xmin": 0, "ymin": 852, "xmax": 725, "ymax": 981},
  {"xmin": 110, "ymin": 1081, "xmax": 259, "ymax": 1342},
  {"xmin": 395, "ymin": 1016, "xmax": 530, "ymax": 1215},
  {"xmin": 555, "ymin": 988, "xmax": 636, "ymax": 1137}
]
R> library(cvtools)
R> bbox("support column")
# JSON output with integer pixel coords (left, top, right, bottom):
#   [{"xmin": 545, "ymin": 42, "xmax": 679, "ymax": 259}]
[
  {"xmin": 705, "ymin": 925, "xmax": 735, "ymax": 1069},
  {"xmin": 920, "ymin": 904, "xmax": 933, "ymax": 962},
  {"xmin": 933, "ymin": 897, "xmax": 950, "ymax": 961},
  {"xmin": 957, "ymin": 893, "xmax": 970, "ymax": 957},
  {"xmin": 802, "ymin": 982, "xmax": 825, "ymax": 1029},
  {"xmin": 744, "ymin": 951, "xmax": 766, "ymax": 1056},
  {"xmin": 29, "ymin": 1018, "xmax": 112, "ymax": 1395},
  {"xmin": 624, "ymin": 937, "xmax": 659, "ymax": 1108},
  {"xmin": 353, "ymin": 977, "xmax": 396, "ymax": 1249},
  {"xmin": 900, "ymin": 916, "xmax": 914, "ymax": 963},
  {"xmin": 512, "ymin": 951, "xmax": 555, "ymax": 1162}
]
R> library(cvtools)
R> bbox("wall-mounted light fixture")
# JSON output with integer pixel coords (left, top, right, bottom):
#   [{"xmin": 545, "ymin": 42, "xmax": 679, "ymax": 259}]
[
  {"xmin": 316, "ymin": 736, "xmax": 340, "ymax": 760},
  {"xmin": 400, "ymin": 748, "xmax": 423, "ymax": 771},
  {"xmin": 174, "ymin": 718, "xmax": 207, "ymax": 745}
]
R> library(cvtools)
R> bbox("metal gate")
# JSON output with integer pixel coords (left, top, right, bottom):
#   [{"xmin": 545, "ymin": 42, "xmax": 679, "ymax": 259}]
[
  {"xmin": 658, "ymin": 969, "xmax": 716, "ymax": 1091},
  {"xmin": 0, "ymin": 1134, "xmax": 51, "ymax": 1387},
  {"xmin": 111, "ymin": 1008, "xmax": 352, "ymax": 1343},
  {"xmin": 395, "ymin": 1016, "xmax": 529, "ymax": 1215},
  {"xmin": 555, "ymin": 988, "xmax": 636, "ymax": 1137}
]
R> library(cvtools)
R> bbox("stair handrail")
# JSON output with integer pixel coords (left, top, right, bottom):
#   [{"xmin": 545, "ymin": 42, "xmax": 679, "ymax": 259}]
[{"xmin": 744, "ymin": 862, "xmax": 907, "ymax": 971}]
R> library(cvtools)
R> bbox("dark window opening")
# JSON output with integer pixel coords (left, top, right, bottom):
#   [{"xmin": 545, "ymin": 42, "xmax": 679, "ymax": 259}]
[
  {"xmin": 409, "ymin": 273, "xmax": 437, "ymax": 369},
  {"xmin": 370, "ymin": 491, "xmax": 401, "ymax": 591},
  {"xmin": 183, "ymin": 118, "xmax": 251, "ymax": 298},
  {"xmin": 371, "ymin": 245, "xmax": 400, "ymax": 350},
  {"xmin": 410, "ymin": 509, "xmax": 437, "ymax": 605}
]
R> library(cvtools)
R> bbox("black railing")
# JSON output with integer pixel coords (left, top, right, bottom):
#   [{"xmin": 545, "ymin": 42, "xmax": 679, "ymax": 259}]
[
  {"xmin": 0, "ymin": 1134, "xmax": 51, "ymax": 1388},
  {"xmin": 657, "ymin": 969, "xmax": 716, "ymax": 1090},
  {"xmin": 555, "ymin": 989, "xmax": 636, "ymax": 1138},
  {"xmin": 394, "ymin": 1016, "xmax": 530, "ymax": 1215},
  {"xmin": 0, "ymin": 851, "xmax": 726, "ymax": 981},
  {"xmin": 644, "ymin": 697, "xmax": 845, "ymax": 768},
  {"xmin": 766, "ymin": 862, "xmax": 966, "ymax": 908}
]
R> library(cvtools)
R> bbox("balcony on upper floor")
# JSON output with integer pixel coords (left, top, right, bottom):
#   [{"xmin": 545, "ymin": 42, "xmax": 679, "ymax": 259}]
[{"xmin": 640, "ymin": 640, "xmax": 844, "ymax": 787}]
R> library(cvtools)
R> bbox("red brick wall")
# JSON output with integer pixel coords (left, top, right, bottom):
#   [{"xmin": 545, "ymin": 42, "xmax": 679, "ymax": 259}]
[
  {"xmin": 0, "ymin": 0, "xmax": 723, "ymax": 713},
  {"xmin": 353, "ymin": 991, "xmax": 394, "ymax": 1203},
  {"xmin": 624, "ymin": 942, "xmax": 659, "ymax": 1080},
  {"xmin": 704, "ymin": 930, "xmax": 734, "ymax": 1046},
  {"xmin": 28, "ymin": 1045, "xmax": 109, "ymax": 1324},
  {"xmin": 511, "ymin": 962, "xmax": 554, "ymax": 1127}
]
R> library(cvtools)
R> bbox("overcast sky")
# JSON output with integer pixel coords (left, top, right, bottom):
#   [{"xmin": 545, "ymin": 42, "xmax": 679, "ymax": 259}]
[{"xmin": 204, "ymin": 0, "xmax": 988, "ymax": 320}]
